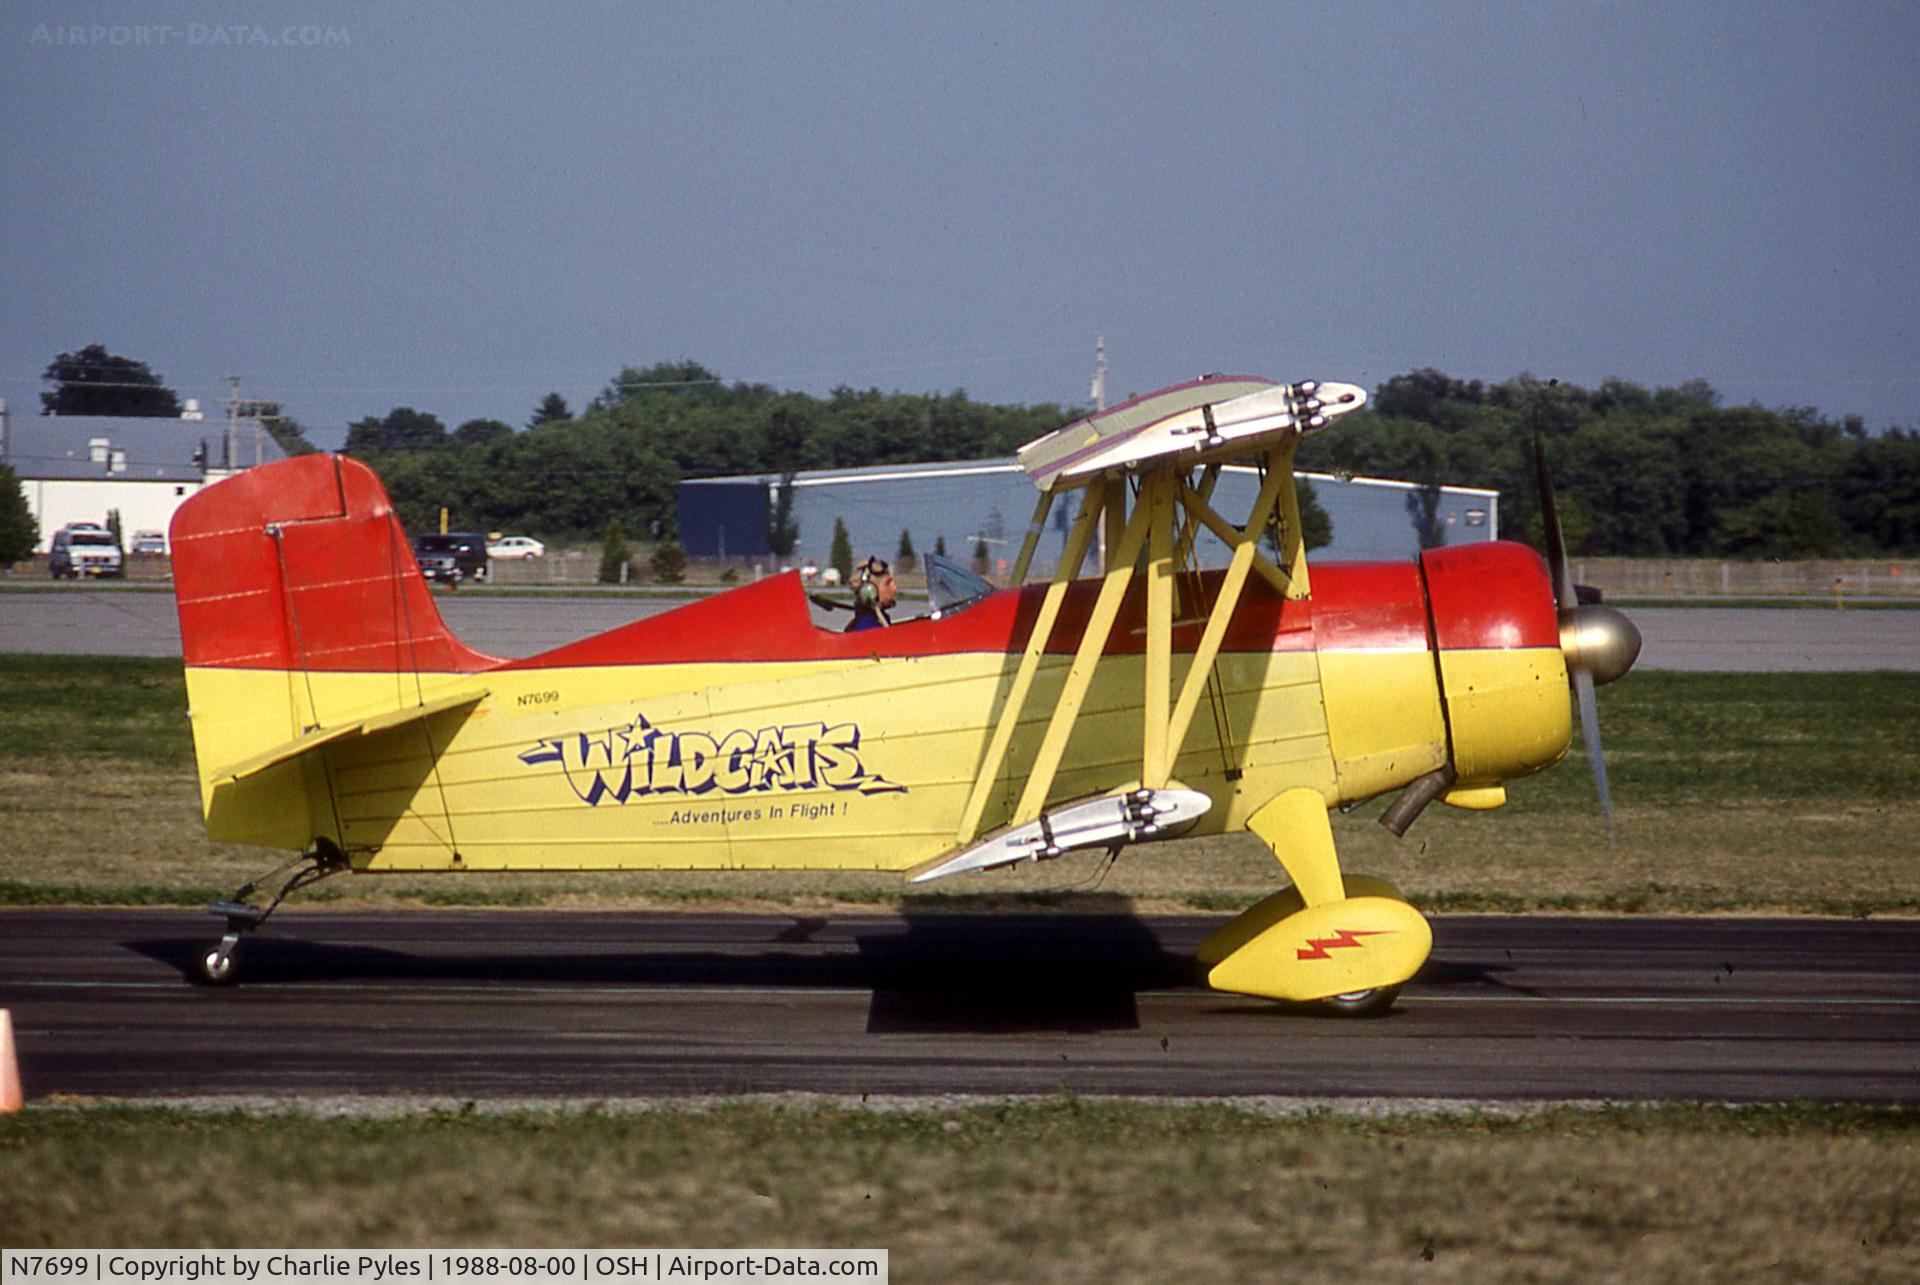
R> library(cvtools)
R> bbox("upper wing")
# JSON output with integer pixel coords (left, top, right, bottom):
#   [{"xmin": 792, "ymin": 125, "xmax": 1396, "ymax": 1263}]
[{"xmin": 1018, "ymin": 375, "xmax": 1366, "ymax": 492}]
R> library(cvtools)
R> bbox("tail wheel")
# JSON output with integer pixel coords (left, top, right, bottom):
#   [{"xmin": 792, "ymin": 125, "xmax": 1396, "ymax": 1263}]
[{"xmin": 196, "ymin": 946, "xmax": 238, "ymax": 987}]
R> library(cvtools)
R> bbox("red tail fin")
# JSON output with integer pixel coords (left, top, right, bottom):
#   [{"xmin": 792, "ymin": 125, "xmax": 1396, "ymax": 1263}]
[{"xmin": 171, "ymin": 454, "xmax": 497, "ymax": 674}]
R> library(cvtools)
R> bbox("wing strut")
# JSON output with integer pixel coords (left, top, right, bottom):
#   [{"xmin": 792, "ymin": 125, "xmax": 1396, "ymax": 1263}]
[
  {"xmin": 1006, "ymin": 489, "xmax": 1055, "ymax": 586},
  {"xmin": 1270, "ymin": 448, "xmax": 1313, "ymax": 601},
  {"xmin": 1142, "ymin": 469, "xmax": 1175, "ymax": 789},
  {"xmin": 954, "ymin": 475, "xmax": 1107, "ymax": 847},
  {"xmin": 1176, "ymin": 477, "xmax": 1298, "ymax": 600},
  {"xmin": 1174, "ymin": 463, "xmax": 1223, "ymax": 570},
  {"xmin": 1154, "ymin": 443, "xmax": 1298, "ymax": 785},
  {"xmin": 1010, "ymin": 484, "xmax": 1154, "ymax": 827}
]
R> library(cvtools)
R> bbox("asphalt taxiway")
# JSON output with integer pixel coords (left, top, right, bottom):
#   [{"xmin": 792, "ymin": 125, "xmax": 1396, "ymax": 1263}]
[{"xmin": 2, "ymin": 910, "xmax": 1914, "ymax": 1104}]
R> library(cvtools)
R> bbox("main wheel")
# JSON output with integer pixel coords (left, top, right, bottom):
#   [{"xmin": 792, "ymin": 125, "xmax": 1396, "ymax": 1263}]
[
  {"xmin": 1318, "ymin": 985, "xmax": 1400, "ymax": 1018},
  {"xmin": 196, "ymin": 946, "xmax": 238, "ymax": 987}
]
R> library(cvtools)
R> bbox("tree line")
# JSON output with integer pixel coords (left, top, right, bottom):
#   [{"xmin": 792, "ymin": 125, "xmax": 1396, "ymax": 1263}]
[
  {"xmin": 1295, "ymin": 370, "xmax": 1920, "ymax": 557},
  {"xmin": 348, "ymin": 363, "xmax": 1920, "ymax": 558},
  {"xmin": 341, "ymin": 361, "xmax": 1076, "ymax": 544},
  {"xmin": 21, "ymin": 348, "xmax": 1920, "ymax": 560}
]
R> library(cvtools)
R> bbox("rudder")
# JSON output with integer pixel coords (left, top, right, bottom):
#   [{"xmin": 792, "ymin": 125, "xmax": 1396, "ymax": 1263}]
[{"xmin": 170, "ymin": 454, "xmax": 498, "ymax": 847}]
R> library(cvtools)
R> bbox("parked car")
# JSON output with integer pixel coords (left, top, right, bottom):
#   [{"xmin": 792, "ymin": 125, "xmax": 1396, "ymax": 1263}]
[
  {"xmin": 486, "ymin": 535, "xmax": 546, "ymax": 560},
  {"xmin": 411, "ymin": 532, "xmax": 490, "ymax": 584},
  {"xmin": 49, "ymin": 525, "xmax": 124, "ymax": 579},
  {"xmin": 131, "ymin": 530, "xmax": 168, "ymax": 556}
]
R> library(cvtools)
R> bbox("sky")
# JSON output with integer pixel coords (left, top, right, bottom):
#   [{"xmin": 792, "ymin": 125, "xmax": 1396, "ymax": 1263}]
[{"xmin": 3, "ymin": 1, "xmax": 1917, "ymax": 448}]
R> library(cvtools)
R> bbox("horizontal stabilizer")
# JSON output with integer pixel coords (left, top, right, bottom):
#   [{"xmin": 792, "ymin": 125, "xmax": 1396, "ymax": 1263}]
[
  {"xmin": 909, "ymin": 788, "xmax": 1212, "ymax": 884},
  {"xmin": 211, "ymin": 689, "xmax": 488, "ymax": 788}
]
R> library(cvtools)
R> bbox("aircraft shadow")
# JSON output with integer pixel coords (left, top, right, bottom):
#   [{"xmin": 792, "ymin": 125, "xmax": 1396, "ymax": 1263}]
[
  {"xmin": 1413, "ymin": 957, "xmax": 1527, "ymax": 990},
  {"xmin": 124, "ymin": 901, "xmax": 1197, "ymax": 1036}
]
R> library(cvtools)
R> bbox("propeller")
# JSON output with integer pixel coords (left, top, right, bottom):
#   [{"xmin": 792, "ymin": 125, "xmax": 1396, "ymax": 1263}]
[{"xmin": 1532, "ymin": 430, "xmax": 1641, "ymax": 836}]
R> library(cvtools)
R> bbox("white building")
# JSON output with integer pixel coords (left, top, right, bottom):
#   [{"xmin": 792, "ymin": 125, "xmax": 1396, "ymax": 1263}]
[{"xmin": 1, "ymin": 399, "xmax": 287, "ymax": 551}]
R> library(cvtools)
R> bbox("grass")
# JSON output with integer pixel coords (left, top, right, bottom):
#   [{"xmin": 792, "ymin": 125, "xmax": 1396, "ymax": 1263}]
[
  {"xmin": 2, "ymin": 656, "xmax": 1917, "ymax": 914},
  {"xmin": 0, "ymin": 1101, "xmax": 1915, "ymax": 1280}
]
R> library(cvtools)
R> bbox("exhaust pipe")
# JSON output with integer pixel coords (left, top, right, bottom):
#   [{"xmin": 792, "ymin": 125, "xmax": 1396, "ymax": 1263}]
[{"xmin": 1378, "ymin": 765, "xmax": 1457, "ymax": 837}]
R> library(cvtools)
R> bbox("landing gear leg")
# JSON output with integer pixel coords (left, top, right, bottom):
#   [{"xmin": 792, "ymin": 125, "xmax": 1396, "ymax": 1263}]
[{"xmin": 195, "ymin": 840, "xmax": 349, "ymax": 986}]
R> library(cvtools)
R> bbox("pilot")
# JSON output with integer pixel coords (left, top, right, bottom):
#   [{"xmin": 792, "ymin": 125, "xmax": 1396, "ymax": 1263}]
[{"xmin": 846, "ymin": 556, "xmax": 897, "ymax": 632}]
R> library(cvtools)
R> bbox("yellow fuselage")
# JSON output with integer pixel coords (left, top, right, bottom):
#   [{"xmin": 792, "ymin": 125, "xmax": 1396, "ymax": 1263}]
[{"xmin": 184, "ymin": 552, "xmax": 1570, "ymax": 874}]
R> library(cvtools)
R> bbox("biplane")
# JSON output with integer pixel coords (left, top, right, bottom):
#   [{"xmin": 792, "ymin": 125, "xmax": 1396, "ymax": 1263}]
[{"xmin": 169, "ymin": 373, "xmax": 1639, "ymax": 1014}]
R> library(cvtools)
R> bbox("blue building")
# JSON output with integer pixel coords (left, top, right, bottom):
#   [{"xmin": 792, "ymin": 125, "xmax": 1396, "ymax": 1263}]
[{"xmin": 679, "ymin": 459, "xmax": 1498, "ymax": 576}]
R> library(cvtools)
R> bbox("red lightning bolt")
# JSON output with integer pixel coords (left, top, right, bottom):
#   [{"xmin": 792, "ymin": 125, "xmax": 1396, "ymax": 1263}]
[{"xmin": 1296, "ymin": 928, "xmax": 1389, "ymax": 961}]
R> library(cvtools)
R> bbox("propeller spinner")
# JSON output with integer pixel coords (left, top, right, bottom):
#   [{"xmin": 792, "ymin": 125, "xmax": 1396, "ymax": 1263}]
[{"xmin": 1533, "ymin": 432, "xmax": 1641, "ymax": 835}]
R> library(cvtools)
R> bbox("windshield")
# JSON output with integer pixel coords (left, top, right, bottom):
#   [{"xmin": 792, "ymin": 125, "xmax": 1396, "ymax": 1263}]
[
  {"xmin": 71, "ymin": 533, "xmax": 117, "ymax": 547},
  {"xmin": 923, "ymin": 553, "xmax": 996, "ymax": 618}
]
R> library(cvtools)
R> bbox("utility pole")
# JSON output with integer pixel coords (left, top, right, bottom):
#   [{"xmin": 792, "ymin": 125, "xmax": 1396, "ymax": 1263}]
[
  {"xmin": 1089, "ymin": 337, "xmax": 1116, "ymax": 568},
  {"xmin": 223, "ymin": 375, "xmax": 241, "ymax": 471}
]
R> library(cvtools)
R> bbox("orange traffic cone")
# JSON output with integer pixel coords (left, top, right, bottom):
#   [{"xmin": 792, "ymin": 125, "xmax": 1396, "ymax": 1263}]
[{"xmin": 0, "ymin": 1009, "xmax": 22, "ymax": 1112}]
